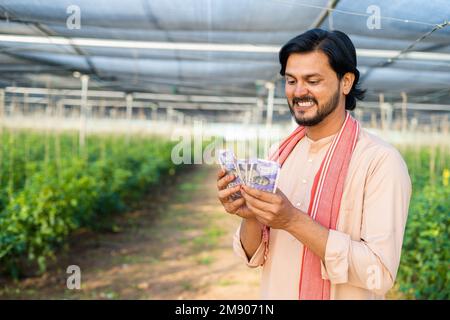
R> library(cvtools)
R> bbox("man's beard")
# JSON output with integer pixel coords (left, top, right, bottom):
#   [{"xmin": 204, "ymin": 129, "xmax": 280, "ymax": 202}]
[{"xmin": 288, "ymin": 84, "xmax": 341, "ymax": 126}]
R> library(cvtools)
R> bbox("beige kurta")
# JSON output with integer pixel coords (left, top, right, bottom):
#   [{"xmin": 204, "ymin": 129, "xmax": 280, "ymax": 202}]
[{"xmin": 233, "ymin": 127, "xmax": 412, "ymax": 299}]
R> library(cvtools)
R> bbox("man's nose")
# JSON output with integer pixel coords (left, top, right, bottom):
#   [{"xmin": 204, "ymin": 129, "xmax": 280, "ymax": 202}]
[{"xmin": 294, "ymin": 84, "xmax": 308, "ymax": 97}]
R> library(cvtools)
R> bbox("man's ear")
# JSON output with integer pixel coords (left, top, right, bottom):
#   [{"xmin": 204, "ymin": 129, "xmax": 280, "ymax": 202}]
[{"xmin": 342, "ymin": 72, "xmax": 355, "ymax": 95}]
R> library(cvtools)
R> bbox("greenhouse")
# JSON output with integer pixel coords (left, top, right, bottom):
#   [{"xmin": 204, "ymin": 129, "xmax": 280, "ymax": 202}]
[{"xmin": 0, "ymin": 0, "xmax": 448, "ymax": 302}]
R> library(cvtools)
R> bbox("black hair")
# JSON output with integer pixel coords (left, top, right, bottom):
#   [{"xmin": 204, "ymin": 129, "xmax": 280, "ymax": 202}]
[{"xmin": 279, "ymin": 28, "xmax": 365, "ymax": 110}]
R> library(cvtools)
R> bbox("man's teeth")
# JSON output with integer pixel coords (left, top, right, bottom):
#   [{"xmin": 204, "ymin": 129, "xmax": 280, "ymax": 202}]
[{"xmin": 296, "ymin": 100, "xmax": 315, "ymax": 107}]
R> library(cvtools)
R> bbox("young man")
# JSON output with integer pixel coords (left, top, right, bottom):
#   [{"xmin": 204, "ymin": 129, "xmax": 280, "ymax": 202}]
[{"xmin": 217, "ymin": 29, "xmax": 412, "ymax": 300}]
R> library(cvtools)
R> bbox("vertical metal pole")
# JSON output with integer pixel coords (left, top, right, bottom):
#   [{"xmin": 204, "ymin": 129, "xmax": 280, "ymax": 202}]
[
  {"xmin": 24, "ymin": 92, "xmax": 29, "ymax": 116},
  {"xmin": 11, "ymin": 88, "xmax": 16, "ymax": 116},
  {"xmin": 79, "ymin": 74, "xmax": 89, "ymax": 151},
  {"xmin": 256, "ymin": 98, "xmax": 264, "ymax": 124},
  {"xmin": 264, "ymin": 82, "xmax": 275, "ymax": 156},
  {"xmin": 151, "ymin": 105, "xmax": 158, "ymax": 121},
  {"xmin": 100, "ymin": 99, "xmax": 106, "ymax": 119},
  {"xmin": 370, "ymin": 111, "xmax": 377, "ymax": 129},
  {"xmin": 46, "ymin": 84, "xmax": 52, "ymax": 117},
  {"xmin": 0, "ymin": 89, "xmax": 4, "ymax": 127},
  {"xmin": 178, "ymin": 111, "xmax": 184, "ymax": 125},
  {"xmin": 56, "ymin": 100, "xmax": 63, "ymax": 119},
  {"xmin": 167, "ymin": 106, "xmax": 173, "ymax": 122},
  {"xmin": 244, "ymin": 110, "xmax": 251, "ymax": 125},
  {"xmin": 401, "ymin": 91, "xmax": 408, "ymax": 132},
  {"xmin": 379, "ymin": 93, "xmax": 385, "ymax": 131},
  {"xmin": 126, "ymin": 93, "xmax": 133, "ymax": 140},
  {"xmin": 386, "ymin": 103, "xmax": 393, "ymax": 131},
  {"xmin": 139, "ymin": 105, "xmax": 145, "ymax": 120},
  {"xmin": 126, "ymin": 93, "xmax": 133, "ymax": 121}
]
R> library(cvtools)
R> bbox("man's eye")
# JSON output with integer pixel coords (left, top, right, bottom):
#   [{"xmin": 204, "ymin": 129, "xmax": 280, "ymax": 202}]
[
  {"xmin": 287, "ymin": 80, "xmax": 296, "ymax": 85},
  {"xmin": 308, "ymin": 80, "xmax": 319, "ymax": 85}
]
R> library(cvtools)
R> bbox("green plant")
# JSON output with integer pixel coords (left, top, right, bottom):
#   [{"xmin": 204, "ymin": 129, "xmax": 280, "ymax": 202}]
[
  {"xmin": 395, "ymin": 145, "xmax": 450, "ymax": 299},
  {"xmin": 0, "ymin": 130, "xmax": 185, "ymax": 276}
]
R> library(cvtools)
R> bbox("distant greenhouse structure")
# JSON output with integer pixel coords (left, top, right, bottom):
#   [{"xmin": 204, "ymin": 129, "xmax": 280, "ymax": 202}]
[{"xmin": 0, "ymin": 0, "xmax": 449, "ymax": 144}]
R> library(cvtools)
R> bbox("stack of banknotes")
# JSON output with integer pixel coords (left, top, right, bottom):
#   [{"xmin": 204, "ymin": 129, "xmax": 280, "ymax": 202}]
[{"xmin": 218, "ymin": 149, "xmax": 280, "ymax": 200}]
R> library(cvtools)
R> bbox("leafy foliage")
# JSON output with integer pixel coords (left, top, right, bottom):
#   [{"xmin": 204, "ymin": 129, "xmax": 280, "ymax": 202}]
[
  {"xmin": 0, "ymin": 130, "xmax": 180, "ymax": 276},
  {"xmin": 396, "ymin": 145, "xmax": 449, "ymax": 299}
]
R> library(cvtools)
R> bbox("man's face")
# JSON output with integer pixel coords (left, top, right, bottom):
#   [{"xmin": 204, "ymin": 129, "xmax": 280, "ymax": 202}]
[{"xmin": 285, "ymin": 51, "xmax": 343, "ymax": 126}]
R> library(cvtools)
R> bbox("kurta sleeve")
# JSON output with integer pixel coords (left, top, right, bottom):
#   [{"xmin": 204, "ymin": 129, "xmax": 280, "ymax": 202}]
[
  {"xmin": 321, "ymin": 147, "xmax": 412, "ymax": 296},
  {"xmin": 232, "ymin": 223, "xmax": 266, "ymax": 268}
]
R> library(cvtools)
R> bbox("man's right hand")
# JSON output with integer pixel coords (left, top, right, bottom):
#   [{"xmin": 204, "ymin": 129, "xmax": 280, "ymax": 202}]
[{"xmin": 217, "ymin": 169, "xmax": 255, "ymax": 219}]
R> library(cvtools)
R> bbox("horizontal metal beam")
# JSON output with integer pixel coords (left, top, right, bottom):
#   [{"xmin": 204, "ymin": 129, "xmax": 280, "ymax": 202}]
[
  {"xmin": 6, "ymin": 96, "xmax": 449, "ymax": 113},
  {"xmin": 1, "ymin": 34, "xmax": 450, "ymax": 62},
  {"xmin": 359, "ymin": 101, "xmax": 450, "ymax": 111},
  {"xmin": 0, "ymin": 35, "xmax": 277, "ymax": 53},
  {"xmin": 5, "ymin": 86, "xmax": 261, "ymax": 104},
  {"xmin": 7, "ymin": 97, "xmax": 257, "ymax": 111},
  {"xmin": 5, "ymin": 87, "xmax": 449, "ymax": 112},
  {"xmin": 56, "ymin": 99, "xmax": 259, "ymax": 111},
  {"xmin": 133, "ymin": 92, "xmax": 258, "ymax": 104},
  {"xmin": 392, "ymin": 102, "xmax": 450, "ymax": 112},
  {"xmin": 5, "ymin": 86, "xmax": 126, "ymax": 98}
]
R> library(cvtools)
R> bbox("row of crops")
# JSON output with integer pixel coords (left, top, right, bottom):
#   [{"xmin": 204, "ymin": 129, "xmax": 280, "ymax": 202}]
[
  {"xmin": 0, "ymin": 128, "xmax": 183, "ymax": 277},
  {"xmin": 395, "ymin": 144, "xmax": 449, "ymax": 300}
]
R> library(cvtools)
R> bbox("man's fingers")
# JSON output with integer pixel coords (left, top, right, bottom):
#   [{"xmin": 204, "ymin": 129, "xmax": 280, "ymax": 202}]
[
  {"xmin": 217, "ymin": 174, "xmax": 235, "ymax": 190},
  {"xmin": 235, "ymin": 205, "xmax": 256, "ymax": 219},
  {"xmin": 245, "ymin": 199, "xmax": 270, "ymax": 220},
  {"xmin": 217, "ymin": 168, "xmax": 226, "ymax": 179},
  {"xmin": 218, "ymin": 185, "xmax": 241, "ymax": 201},
  {"xmin": 242, "ymin": 185, "xmax": 277, "ymax": 202},
  {"xmin": 227, "ymin": 197, "xmax": 245, "ymax": 212},
  {"xmin": 241, "ymin": 189, "xmax": 275, "ymax": 213}
]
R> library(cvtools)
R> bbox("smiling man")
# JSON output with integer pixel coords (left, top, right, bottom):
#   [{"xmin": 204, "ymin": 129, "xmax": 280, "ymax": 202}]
[{"xmin": 217, "ymin": 29, "xmax": 412, "ymax": 300}]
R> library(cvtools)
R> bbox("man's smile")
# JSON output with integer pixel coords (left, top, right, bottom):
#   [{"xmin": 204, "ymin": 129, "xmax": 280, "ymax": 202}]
[
  {"xmin": 292, "ymin": 97, "xmax": 318, "ymax": 112},
  {"xmin": 294, "ymin": 100, "xmax": 316, "ymax": 111}
]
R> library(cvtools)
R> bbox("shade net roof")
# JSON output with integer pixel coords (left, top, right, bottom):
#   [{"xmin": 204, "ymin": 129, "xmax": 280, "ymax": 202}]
[{"xmin": 0, "ymin": 0, "xmax": 449, "ymax": 105}]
